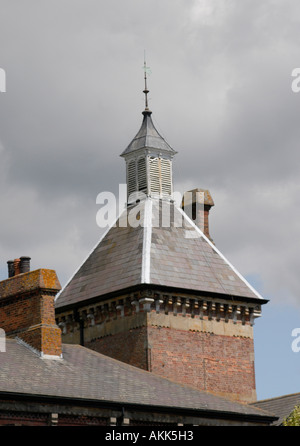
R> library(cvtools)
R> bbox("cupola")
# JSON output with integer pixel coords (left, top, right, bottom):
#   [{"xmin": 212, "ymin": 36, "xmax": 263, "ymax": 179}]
[{"xmin": 120, "ymin": 61, "xmax": 177, "ymax": 204}]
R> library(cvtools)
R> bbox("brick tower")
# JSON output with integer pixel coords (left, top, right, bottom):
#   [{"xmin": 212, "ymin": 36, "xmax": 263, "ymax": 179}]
[{"xmin": 55, "ymin": 72, "xmax": 268, "ymax": 403}]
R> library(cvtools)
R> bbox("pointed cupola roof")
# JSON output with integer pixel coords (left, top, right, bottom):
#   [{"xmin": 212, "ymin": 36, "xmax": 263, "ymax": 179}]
[
  {"xmin": 121, "ymin": 58, "xmax": 176, "ymax": 157},
  {"xmin": 121, "ymin": 110, "xmax": 176, "ymax": 156}
]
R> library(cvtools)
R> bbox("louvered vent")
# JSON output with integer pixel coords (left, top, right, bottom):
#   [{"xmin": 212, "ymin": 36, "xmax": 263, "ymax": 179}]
[
  {"xmin": 126, "ymin": 154, "xmax": 173, "ymax": 202},
  {"xmin": 137, "ymin": 157, "xmax": 147, "ymax": 192},
  {"xmin": 160, "ymin": 159, "xmax": 172, "ymax": 196},
  {"xmin": 149, "ymin": 157, "xmax": 161, "ymax": 196},
  {"xmin": 149, "ymin": 156, "xmax": 172, "ymax": 197},
  {"xmin": 127, "ymin": 160, "xmax": 136, "ymax": 197}
]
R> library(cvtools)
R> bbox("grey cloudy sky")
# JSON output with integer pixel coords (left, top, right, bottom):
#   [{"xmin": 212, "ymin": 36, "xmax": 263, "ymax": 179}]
[{"xmin": 1, "ymin": 0, "xmax": 300, "ymax": 399}]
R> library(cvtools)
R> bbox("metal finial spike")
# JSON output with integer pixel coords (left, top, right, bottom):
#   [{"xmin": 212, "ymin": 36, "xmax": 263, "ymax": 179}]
[{"xmin": 142, "ymin": 53, "xmax": 151, "ymax": 112}]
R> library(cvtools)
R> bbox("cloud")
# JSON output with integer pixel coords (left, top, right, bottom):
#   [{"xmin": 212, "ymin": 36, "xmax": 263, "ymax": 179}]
[{"xmin": 0, "ymin": 0, "xmax": 299, "ymax": 310}]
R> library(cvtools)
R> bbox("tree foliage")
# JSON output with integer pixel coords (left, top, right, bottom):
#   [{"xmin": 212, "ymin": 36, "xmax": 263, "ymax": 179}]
[{"xmin": 283, "ymin": 405, "xmax": 300, "ymax": 426}]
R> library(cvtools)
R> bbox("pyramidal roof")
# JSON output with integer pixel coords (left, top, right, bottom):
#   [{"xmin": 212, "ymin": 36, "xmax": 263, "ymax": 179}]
[
  {"xmin": 55, "ymin": 198, "xmax": 264, "ymax": 309},
  {"xmin": 121, "ymin": 110, "xmax": 176, "ymax": 156}
]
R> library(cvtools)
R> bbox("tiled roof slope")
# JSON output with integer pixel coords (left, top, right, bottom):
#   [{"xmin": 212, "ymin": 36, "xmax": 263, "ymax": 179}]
[
  {"xmin": 0, "ymin": 338, "xmax": 275, "ymax": 422},
  {"xmin": 56, "ymin": 218, "xmax": 145, "ymax": 308},
  {"xmin": 252, "ymin": 393, "xmax": 300, "ymax": 425},
  {"xmin": 56, "ymin": 198, "xmax": 263, "ymax": 309}
]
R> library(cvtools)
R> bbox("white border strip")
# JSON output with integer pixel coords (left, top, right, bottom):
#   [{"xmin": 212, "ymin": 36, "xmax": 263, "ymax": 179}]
[
  {"xmin": 141, "ymin": 198, "xmax": 152, "ymax": 284},
  {"xmin": 176, "ymin": 206, "xmax": 264, "ymax": 300}
]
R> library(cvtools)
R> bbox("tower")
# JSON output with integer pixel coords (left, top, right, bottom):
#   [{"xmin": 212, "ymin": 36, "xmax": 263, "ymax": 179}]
[{"xmin": 55, "ymin": 67, "xmax": 268, "ymax": 403}]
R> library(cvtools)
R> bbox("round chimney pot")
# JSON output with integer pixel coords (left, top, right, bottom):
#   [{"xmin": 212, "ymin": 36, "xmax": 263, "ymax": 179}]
[
  {"xmin": 7, "ymin": 260, "xmax": 15, "ymax": 278},
  {"xmin": 20, "ymin": 256, "xmax": 31, "ymax": 274}
]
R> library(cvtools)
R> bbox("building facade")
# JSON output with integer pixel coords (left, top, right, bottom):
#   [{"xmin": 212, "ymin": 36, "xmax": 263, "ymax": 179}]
[
  {"xmin": 0, "ymin": 78, "xmax": 276, "ymax": 425},
  {"xmin": 55, "ymin": 88, "xmax": 268, "ymax": 404},
  {"xmin": 0, "ymin": 259, "xmax": 275, "ymax": 426}
]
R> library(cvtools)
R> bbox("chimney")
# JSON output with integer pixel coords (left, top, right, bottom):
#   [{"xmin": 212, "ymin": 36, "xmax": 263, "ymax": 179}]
[
  {"xmin": 7, "ymin": 260, "xmax": 14, "ymax": 278},
  {"xmin": 0, "ymin": 263, "xmax": 62, "ymax": 358},
  {"xmin": 7, "ymin": 256, "xmax": 31, "ymax": 277},
  {"xmin": 13, "ymin": 258, "xmax": 21, "ymax": 276},
  {"xmin": 182, "ymin": 188, "xmax": 215, "ymax": 242},
  {"xmin": 20, "ymin": 256, "xmax": 31, "ymax": 274}
]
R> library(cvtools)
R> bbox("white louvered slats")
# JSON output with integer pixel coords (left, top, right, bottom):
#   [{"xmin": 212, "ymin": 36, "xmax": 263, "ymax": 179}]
[
  {"xmin": 160, "ymin": 159, "xmax": 172, "ymax": 196},
  {"xmin": 137, "ymin": 157, "xmax": 147, "ymax": 192},
  {"xmin": 127, "ymin": 160, "xmax": 136, "ymax": 197},
  {"xmin": 127, "ymin": 155, "xmax": 172, "ymax": 200},
  {"xmin": 148, "ymin": 156, "xmax": 172, "ymax": 197},
  {"xmin": 149, "ymin": 157, "xmax": 160, "ymax": 196}
]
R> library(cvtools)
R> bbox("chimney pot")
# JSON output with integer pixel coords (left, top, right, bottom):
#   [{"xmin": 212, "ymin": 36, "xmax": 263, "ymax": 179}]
[
  {"xmin": 7, "ymin": 260, "xmax": 14, "ymax": 278},
  {"xmin": 182, "ymin": 188, "xmax": 215, "ymax": 242},
  {"xmin": 20, "ymin": 256, "xmax": 31, "ymax": 274},
  {"xmin": 13, "ymin": 259, "xmax": 21, "ymax": 276}
]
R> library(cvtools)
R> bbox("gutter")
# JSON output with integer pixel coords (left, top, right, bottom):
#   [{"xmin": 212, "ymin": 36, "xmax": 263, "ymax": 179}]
[{"xmin": 0, "ymin": 391, "xmax": 278, "ymax": 425}]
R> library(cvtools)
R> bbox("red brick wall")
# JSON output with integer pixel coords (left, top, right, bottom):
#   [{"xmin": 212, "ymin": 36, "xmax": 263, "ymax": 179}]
[
  {"xmin": 86, "ymin": 326, "xmax": 149, "ymax": 370},
  {"xmin": 148, "ymin": 326, "xmax": 256, "ymax": 403},
  {"xmin": 20, "ymin": 323, "xmax": 62, "ymax": 357},
  {"xmin": 86, "ymin": 323, "xmax": 256, "ymax": 403}
]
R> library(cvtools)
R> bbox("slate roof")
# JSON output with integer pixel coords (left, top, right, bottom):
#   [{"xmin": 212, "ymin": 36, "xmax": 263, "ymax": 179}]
[
  {"xmin": 252, "ymin": 393, "xmax": 300, "ymax": 425},
  {"xmin": 56, "ymin": 198, "xmax": 264, "ymax": 309},
  {"xmin": 120, "ymin": 110, "xmax": 176, "ymax": 156},
  {"xmin": 0, "ymin": 338, "xmax": 275, "ymax": 422}
]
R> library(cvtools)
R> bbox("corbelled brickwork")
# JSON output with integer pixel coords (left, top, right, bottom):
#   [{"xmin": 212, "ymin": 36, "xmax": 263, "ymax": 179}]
[
  {"xmin": 0, "ymin": 268, "xmax": 62, "ymax": 357},
  {"xmin": 57, "ymin": 290, "xmax": 261, "ymax": 403},
  {"xmin": 85, "ymin": 322, "xmax": 256, "ymax": 403}
]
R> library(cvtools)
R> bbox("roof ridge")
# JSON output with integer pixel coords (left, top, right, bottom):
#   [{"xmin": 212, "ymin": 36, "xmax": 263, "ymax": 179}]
[
  {"xmin": 141, "ymin": 198, "xmax": 152, "ymax": 283},
  {"xmin": 176, "ymin": 205, "xmax": 263, "ymax": 301},
  {"xmin": 254, "ymin": 392, "xmax": 300, "ymax": 403},
  {"xmin": 55, "ymin": 209, "xmax": 123, "ymax": 302}
]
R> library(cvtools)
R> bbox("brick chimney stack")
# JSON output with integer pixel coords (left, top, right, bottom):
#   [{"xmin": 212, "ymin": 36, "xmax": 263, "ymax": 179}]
[
  {"xmin": 182, "ymin": 188, "xmax": 215, "ymax": 242},
  {"xmin": 7, "ymin": 256, "xmax": 31, "ymax": 277},
  {"xmin": 0, "ymin": 260, "xmax": 62, "ymax": 358}
]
